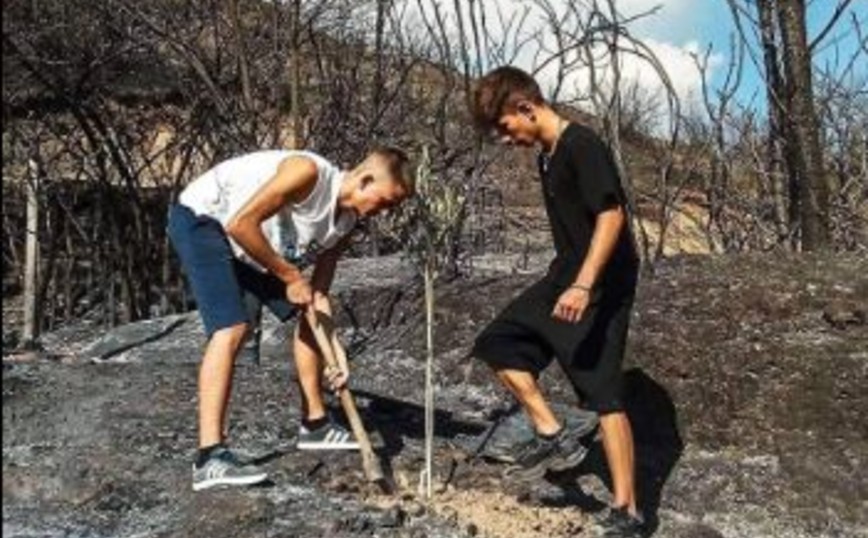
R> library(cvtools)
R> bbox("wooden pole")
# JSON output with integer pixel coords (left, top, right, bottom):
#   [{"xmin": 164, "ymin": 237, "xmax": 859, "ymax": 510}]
[
  {"xmin": 423, "ymin": 255, "xmax": 435, "ymax": 499},
  {"xmin": 22, "ymin": 159, "xmax": 40, "ymax": 345}
]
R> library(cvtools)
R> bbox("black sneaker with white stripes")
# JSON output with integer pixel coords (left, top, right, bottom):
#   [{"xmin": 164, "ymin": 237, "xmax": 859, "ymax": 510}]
[
  {"xmin": 191, "ymin": 447, "xmax": 268, "ymax": 491},
  {"xmin": 297, "ymin": 421, "xmax": 360, "ymax": 451}
]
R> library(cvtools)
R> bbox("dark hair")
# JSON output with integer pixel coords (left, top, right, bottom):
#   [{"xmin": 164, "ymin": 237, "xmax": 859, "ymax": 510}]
[{"xmin": 470, "ymin": 66, "xmax": 545, "ymax": 131}]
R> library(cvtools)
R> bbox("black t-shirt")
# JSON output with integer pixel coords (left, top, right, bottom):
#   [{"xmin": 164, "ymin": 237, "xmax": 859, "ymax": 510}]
[{"xmin": 538, "ymin": 123, "xmax": 639, "ymax": 291}]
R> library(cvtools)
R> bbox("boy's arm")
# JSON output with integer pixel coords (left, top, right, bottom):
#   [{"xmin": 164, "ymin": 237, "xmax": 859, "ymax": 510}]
[
  {"xmin": 552, "ymin": 206, "xmax": 625, "ymax": 323},
  {"xmin": 553, "ymin": 132, "xmax": 628, "ymax": 323},
  {"xmin": 572, "ymin": 206, "xmax": 626, "ymax": 290},
  {"xmin": 305, "ymin": 236, "xmax": 352, "ymax": 388},
  {"xmin": 310, "ymin": 235, "xmax": 351, "ymax": 297},
  {"xmin": 225, "ymin": 156, "xmax": 317, "ymax": 287}
]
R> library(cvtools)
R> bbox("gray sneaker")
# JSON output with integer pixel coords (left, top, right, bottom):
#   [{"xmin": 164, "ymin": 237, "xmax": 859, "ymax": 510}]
[
  {"xmin": 504, "ymin": 424, "xmax": 589, "ymax": 482},
  {"xmin": 484, "ymin": 405, "xmax": 598, "ymax": 464},
  {"xmin": 592, "ymin": 506, "xmax": 648, "ymax": 537},
  {"xmin": 297, "ymin": 421, "xmax": 360, "ymax": 451},
  {"xmin": 192, "ymin": 447, "xmax": 268, "ymax": 491}
]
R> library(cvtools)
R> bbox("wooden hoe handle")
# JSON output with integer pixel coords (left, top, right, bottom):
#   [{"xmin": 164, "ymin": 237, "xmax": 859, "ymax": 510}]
[{"xmin": 305, "ymin": 309, "xmax": 385, "ymax": 483}]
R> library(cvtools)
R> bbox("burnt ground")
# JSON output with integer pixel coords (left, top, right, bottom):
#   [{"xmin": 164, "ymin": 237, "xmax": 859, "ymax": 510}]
[{"xmin": 3, "ymin": 253, "xmax": 868, "ymax": 538}]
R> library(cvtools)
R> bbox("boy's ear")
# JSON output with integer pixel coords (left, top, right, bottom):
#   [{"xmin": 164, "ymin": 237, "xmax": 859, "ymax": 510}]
[
  {"xmin": 359, "ymin": 173, "xmax": 376, "ymax": 190},
  {"xmin": 516, "ymin": 100, "xmax": 535, "ymax": 118}
]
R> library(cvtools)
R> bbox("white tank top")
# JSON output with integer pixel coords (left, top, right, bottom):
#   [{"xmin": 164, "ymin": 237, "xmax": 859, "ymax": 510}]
[{"xmin": 178, "ymin": 150, "xmax": 357, "ymax": 271}]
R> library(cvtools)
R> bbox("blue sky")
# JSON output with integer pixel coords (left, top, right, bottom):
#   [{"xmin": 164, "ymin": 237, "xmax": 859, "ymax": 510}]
[
  {"xmin": 626, "ymin": 0, "xmax": 867, "ymax": 112},
  {"xmin": 402, "ymin": 0, "xmax": 866, "ymax": 121}
]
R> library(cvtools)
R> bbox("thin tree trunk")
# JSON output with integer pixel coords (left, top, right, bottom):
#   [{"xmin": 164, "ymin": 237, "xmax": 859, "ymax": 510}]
[
  {"xmin": 756, "ymin": 0, "xmax": 791, "ymax": 243},
  {"xmin": 161, "ymin": 234, "xmax": 171, "ymax": 315},
  {"xmin": 373, "ymin": 0, "xmax": 387, "ymax": 115},
  {"xmin": 284, "ymin": 0, "xmax": 302, "ymax": 149},
  {"xmin": 452, "ymin": 0, "xmax": 472, "ymax": 95},
  {"xmin": 64, "ymin": 217, "xmax": 73, "ymax": 321},
  {"xmin": 777, "ymin": 0, "xmax": 831, "ymax": 250},
  {"xmin": 366, "ymin": 0, "xmax": 390, "ymax": 257},
  {"xmin": 106, "ymin": 273, "xmax": 116, "ymax": 327},
  {"xmin": 91, "ymin": 189, "xmax": 100, "ymax": 320},
  {"xmin": 229, "ymin": 0, "xmax": 254, "ymax": 112}
]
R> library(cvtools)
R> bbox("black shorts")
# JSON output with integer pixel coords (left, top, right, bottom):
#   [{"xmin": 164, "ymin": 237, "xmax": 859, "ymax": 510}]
[{"xmin": 472, "ymin": 276, "xmax": 635, "ymax": 414}]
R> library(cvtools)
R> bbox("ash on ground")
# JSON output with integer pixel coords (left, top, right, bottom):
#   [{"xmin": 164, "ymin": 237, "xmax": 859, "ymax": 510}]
[{"xmin": 4, "ymin": 253, "xmax": 867, "ymax": 538}]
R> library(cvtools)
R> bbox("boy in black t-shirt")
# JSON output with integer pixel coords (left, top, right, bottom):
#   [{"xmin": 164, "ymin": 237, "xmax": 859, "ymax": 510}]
[{"xmin": 470, "ymin": 67, "xmax": 644, "ymax": 537}]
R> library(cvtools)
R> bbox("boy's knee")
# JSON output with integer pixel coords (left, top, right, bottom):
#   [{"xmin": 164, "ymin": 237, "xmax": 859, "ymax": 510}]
[
  {"xmin": 495, "ymin": 367, "xmax": 540, "ymax": 390},
  {"xmin": 211, "ymin": 322, "xmax": 250, "ymax": 348},
  {"xmin": 587, "ymin": 396, "xmax": 625, "ymax": 415}
]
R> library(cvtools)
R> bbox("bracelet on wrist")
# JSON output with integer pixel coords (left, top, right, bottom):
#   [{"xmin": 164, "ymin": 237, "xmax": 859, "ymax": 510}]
[{"xmin": 570, "ymin": 283, "xmax": 593, "ymax": 292}]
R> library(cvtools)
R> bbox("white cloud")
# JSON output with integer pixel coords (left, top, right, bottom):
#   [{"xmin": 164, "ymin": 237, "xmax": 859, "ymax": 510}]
[
  {"xmin": 614, "ymin": 0, "xmax": 691, "ymax": 16},
  {"xmin": 527, "ymin": 37, "xmax": 719, "ymax": 131},
  {"xmin": 613, "ymin": 38, "xmax": 720, "ymax": 106},
  {"xmin": 400, "ymin": 1, "xmax": 721, "ymax": 129}
]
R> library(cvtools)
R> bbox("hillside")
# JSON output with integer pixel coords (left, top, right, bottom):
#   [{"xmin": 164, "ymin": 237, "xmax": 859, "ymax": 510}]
[{"xmin": 4, "ymin": 252, "xmax": 867, "ymax": 538}]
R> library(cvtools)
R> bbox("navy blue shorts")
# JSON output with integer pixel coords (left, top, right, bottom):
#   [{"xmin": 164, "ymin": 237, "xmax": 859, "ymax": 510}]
[{"xmin": 167, "ymin": 204, "xmax": 297, "ymax": 337}]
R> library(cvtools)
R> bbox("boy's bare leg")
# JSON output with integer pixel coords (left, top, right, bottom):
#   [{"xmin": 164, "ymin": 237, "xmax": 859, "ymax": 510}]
[
  {"xmin": 221, "ymin": 376, "xmax": 235, "ymax": 441},
  {"xmin": 495, "ymin": 368, "xmax": 562, "ymax": 436},
  {"xmin": 600, "ymin": 412, "xmax": 638, "ymax": 514},
  {"xmin": 293, "ymin": 319, "xmax": 326, "ymax": 421},
  {"xmin": 199, "ymin": 322, "xmax": 248, "ymax": 448}
]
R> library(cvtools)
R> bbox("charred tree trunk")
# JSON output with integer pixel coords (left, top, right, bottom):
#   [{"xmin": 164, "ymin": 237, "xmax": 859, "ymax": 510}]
[
  {"xmin": 285, "ymin": 0, "xmax": 303, "ymax": 149},
  {"xmin": 776, "ymin": 0, "xmax": 831, "ymax": 250},
  {"xmin": 229, "ymin": 0, "xmax": 254, "ymax": 113},
  {"xmin": 373, "ymin": 0, "xmax": 387, "ymax": 116},
  {"xmin": 368, "ymin": 0, "xmax": 390, "ymax": 256},
  {"xmin": 756, "ymin": 0, "xmax": 793, "ymax": 244}
]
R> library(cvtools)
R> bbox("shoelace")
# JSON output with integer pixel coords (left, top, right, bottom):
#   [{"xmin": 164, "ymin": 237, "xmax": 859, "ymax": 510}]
[
  {"xmin": 599, "ymin": 508, "xmax": 644, "ymax": 531},
  {"xmin": 513, "ymin": 436, "xmax": 548, "ymax": 465},
  {"xmin": 213, "ymin": 449, "xmax": 242, "ymax": 466}
]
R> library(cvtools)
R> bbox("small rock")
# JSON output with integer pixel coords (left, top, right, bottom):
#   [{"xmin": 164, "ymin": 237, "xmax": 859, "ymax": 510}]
[
  {"xmin": 441, "ymin": 506, "xmax": 459, "ymax": 524},
  {"xmin": 395, "ymin": 470, "xmax": 411, "ymax": 490},
  {"xmin": 3, "ymin": 330, "xmax": 20, "ymax": 351},
  {"xmin": 330, "ymin": 479, "xmax": 349, "ymax": 493},
  {"xmin": 671, "ymin": 523, "xmax": 726, "ymax": 538},
  {"xmin": 823, "ymin": 300, "xmax": 867, "ymax": 329},
  {"xmin": 466, "ymin": 522, "xmax": 479, "ymax": 536},
  {"xmin": 339, "ymin": 515, "xmax": 372, "ymax": 533},
  {"xmin": 379, "ymin": 505, "xmax": 406, "ymax": 528},
  {"xmin": 404, "ymin": 500, "xmax": 426, "ymax": 518}
]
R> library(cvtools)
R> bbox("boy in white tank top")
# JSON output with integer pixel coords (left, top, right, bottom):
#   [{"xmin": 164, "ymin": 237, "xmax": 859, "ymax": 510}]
[{"xmin": 167, "ymin": 147, "xmax": 411, "ymax": 491}]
